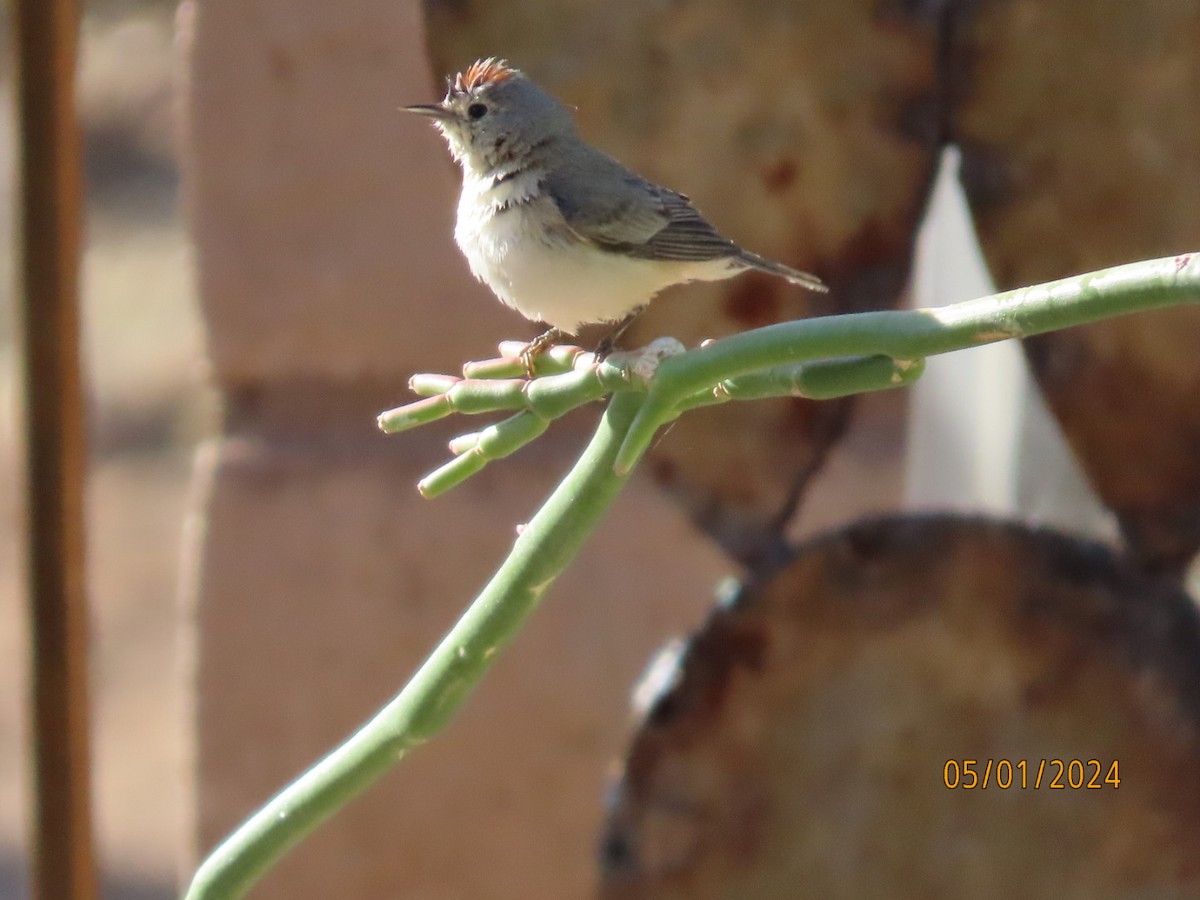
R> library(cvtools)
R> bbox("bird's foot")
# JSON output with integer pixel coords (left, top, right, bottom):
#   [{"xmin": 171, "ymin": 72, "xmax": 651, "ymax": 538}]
[
  {"xmin": 518, "ymin": 328, "xmax": 566, "ymax": 378},
  {"xmin": 593, "ymin": 333, "xmax": 619, "ymax": 362},
  {"xmin": 593, "ymin": 306, "xmax": 646, "ymax": 363}
]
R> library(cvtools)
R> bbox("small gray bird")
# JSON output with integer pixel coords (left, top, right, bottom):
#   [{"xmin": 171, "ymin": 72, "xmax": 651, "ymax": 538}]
[{"xmin": 406, "ymin": 58, "xmax": 827, "ymax": 365}]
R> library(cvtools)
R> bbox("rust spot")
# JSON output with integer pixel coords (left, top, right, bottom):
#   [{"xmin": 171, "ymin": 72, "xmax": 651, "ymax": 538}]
[
  {"xmin": 645, "ymin": 614, "xmax": 768, "ymax": 729},
  {"xmin": 761, "ymin": 158, "xmax": 798, "ymax": 194},
  {"xmin": 818, "ymin": 216, "xmax": 916, "ymax": 314},
  {"xmin": 649, "ymin": 456, "xmax": 679, "ymax": 488},
  {"xmin": 269, "ymin": 49, "xmax": 293, "ymax": 81},
  {"xmin": 1176, "ymin": 253, "xmax": 1194, "ymax": 272},
  {"xmin": 777, "ymin": 395, "xmax": 819, "ymax": 438},
  {"xmin": 423, "ymin": 0, "xmax": 472, "ymax": 22},
  {"xmin": 618, "ymin": 608, "xmax": 771, "ymax": 799},
  {"xmin": 722, "ymin": 273, "xmax": 782, "ymax": 328},
  {"xmin": 837, "ymin": 216, "xmax": 906, "ymax": 268}
]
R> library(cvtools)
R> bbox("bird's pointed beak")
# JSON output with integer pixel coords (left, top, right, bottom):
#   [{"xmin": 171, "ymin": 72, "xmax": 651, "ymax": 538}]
[{"xmin": 403, "ymin": 102, "xmax": 453, "ymax": 120}]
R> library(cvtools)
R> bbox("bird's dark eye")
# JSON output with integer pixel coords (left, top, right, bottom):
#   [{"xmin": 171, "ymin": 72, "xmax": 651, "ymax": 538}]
[{"xmin": 467, "ymin": 103, "xmax": 488, "ymax": 119}]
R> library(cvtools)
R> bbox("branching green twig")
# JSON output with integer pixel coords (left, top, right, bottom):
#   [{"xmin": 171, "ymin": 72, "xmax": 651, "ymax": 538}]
[
  {"xmin": 380, "ymin": 338, "xmax": 926, "ymax": 494},
  {"xmin": 184, "ymin": 252, "xmax": 1200, "ymax": 900},
  {"xmin": 378, "ymin": 337, "xmax": 687, "ymax": 495}
]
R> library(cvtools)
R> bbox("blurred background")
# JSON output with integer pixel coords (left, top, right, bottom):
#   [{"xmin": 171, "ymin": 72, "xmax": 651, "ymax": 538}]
[
  {"xmin": 1, "ymin": 1, "xmax": 207, "ymax": 896},
  {"xmin": 3, "ymin": 1, "xmax": 1199, "ymax": 897}
]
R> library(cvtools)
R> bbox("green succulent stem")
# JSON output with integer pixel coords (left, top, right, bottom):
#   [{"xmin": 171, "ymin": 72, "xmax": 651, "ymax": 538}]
[
  {"xmin": 184, "ymin": 392, "xmax": 644, "ymax": 900},
  {"xmin": 615, "ymin": 254, "xmax": 1200, "ymax": 472}
]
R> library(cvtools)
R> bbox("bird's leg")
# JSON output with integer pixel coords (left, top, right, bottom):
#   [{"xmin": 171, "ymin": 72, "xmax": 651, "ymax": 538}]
[
  {"xmin": 593, "ymin": 306, "xmax": 646, "ymax": 362},
  {"xmin": 518, "ymin": 327, "xmax": 566, "ymax": 378}
]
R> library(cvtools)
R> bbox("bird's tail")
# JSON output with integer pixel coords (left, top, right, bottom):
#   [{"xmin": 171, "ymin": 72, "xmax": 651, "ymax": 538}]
[{"xmin": 737, "ymin": 250, "xmax": 828, "ymax": 293}]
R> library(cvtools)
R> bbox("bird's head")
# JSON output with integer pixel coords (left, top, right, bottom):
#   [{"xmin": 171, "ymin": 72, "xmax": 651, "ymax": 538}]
[{"xmin": 405, "ymin": 58, "xmax": 578, "ymax": 174}]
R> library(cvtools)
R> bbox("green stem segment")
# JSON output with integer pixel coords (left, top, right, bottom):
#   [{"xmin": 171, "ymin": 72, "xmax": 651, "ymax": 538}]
[
  {"xmin": 419, "ymin": 410, "xmax": 551, "ymax": 497},
  {"xmin": 679, "ymin": 354, "xmax": 926, "ymax": 413},
  {"xmin": 183, "ymin": 393, "xmax": 645, "ymax": 900}
]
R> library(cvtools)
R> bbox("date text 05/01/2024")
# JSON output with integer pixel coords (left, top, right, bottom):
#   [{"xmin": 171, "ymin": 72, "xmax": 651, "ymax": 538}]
[{"xmin": 943, "ymin": 759, "xmax": 1120, "ymax": 790}]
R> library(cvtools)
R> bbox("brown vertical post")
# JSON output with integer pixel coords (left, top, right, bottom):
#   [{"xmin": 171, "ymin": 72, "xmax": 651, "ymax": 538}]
[{"xmin": 14, "ymin": 0, "xmax": 96, "ymax": 897}]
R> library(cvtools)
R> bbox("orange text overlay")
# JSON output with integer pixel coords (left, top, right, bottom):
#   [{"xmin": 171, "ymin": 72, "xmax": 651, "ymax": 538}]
[{"xmin": 943, "ymin": 759, "xmax": 1120, "ymax": 790}]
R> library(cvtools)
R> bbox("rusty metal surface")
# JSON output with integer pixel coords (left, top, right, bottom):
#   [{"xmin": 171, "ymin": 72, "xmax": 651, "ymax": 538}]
[
  {"xmin": 953, "ymin": 3, "xmax": 1200, "ymax": 575},
  {"xmin": 601, "ymin": 516, "xmax": 1200, "ymax": 898},
  {"xmin": 14, "ymin": 0, "xmax": 97, "ymax": 896},
  {"xmin": 421, "ymin": 0, "xmax": 941, "ymax": 563}
]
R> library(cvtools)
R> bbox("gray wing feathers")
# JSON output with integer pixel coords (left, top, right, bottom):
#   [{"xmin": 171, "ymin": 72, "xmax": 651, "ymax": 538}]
[
  {"xmin": 544, "ymin": 147, "xmax": 739, "ymax": 262},
  {"xmin": 544, "ymin": 143, "xmax": 827, "ymax": 291},
  {"xmin": 633, "ymin": 193, "xmax": 744, "ymax": 262},
  {"xmin": 542, "ymin": 149, "xmax": 666, "ymax": 245}
]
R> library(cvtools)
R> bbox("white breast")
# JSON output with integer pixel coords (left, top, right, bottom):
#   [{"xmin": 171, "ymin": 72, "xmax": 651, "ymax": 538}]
[{"xmin": 453, "ymin": 170, "xmax": 737, "ymax": 333}]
